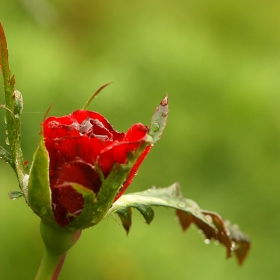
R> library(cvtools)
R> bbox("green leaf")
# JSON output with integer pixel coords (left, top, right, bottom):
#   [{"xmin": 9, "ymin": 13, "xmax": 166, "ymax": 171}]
[
  {"xmin": 106, "ymin": 183, "xmax": 250, "ymax": 265},
  {"xmin": 116, "ymin": 204, "xmax": 154, "ymax": 235},
  {"xmin": 149, "ymin": 95, "xmax": 168, "ymax": 144},
  {"xmin": 117, "ymin": 208, "xmax": 132, "ymax": 235},
  {"xmin": 0, "ymin": 23, "xmax": 26, "ymax": 188}
]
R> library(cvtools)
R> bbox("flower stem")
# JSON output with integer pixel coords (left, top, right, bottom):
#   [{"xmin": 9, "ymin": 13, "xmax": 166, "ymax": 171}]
[
  {"xmin": 35, "ymin": 249, "xmax": 67, "ymax": 280},
  {"xmin": 35, "ymin": 220, "xmax": 82, "ymax": 280}
]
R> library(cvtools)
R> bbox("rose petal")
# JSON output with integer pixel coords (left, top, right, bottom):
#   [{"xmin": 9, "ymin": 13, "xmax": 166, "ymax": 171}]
[
  {"xmin": 43, "ymin": 110, "xmax": 151, "ymax": 226},
  {"xmin": 52, "ymin": 184, "xmax": 84, "ymax": 226}
]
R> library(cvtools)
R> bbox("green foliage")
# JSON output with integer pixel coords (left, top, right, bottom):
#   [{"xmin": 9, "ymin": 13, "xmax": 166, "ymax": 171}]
[
  {"xmin": 107, "ymin": 183, "xmax": 250, "ymax": 265},
  {"xmin": 0, "ymin": 23, "xmax": 27, "ymax": 188}
]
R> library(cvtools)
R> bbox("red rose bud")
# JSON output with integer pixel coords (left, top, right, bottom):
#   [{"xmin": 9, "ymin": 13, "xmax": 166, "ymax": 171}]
[{"xmin": 27, "ymin": 96, "xmax": 168, "ymax": 230}]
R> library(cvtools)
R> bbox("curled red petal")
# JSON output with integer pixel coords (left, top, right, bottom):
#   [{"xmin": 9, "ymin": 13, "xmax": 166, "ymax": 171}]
[
  {"xmin": 53, "ymin": 160, "xmax": 101, "ymax": 194},
  {"xmin": 97, "ymin": 123, "xmax": 149, "ymax": 174}
]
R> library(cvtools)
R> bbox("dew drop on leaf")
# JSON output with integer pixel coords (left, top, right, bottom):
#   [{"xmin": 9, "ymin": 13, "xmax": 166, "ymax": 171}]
[
  {"xmin": 231, "ymin": 241, "xmax": 236, "ymax": 251},
  {"xmin": 204, "ymin": 215, "xmax": 213, "ymax": 223},
  {"xmin": 151, "ymin": 122, "xmax": 160, "ymax": 132},
  {"xmin": 5, "ymin": 137, "xmax": 9, "ymax": 145},
  {"xmin": 177, "ymin": 202, "xmax": 186, "ymax": 208},
  {"xmin": 204, "ymin": 239, "xmax": 211, "ymax": 245},
  {"xmin": 4, "ymin": 115, "xmax": 7, "ymax": 124}
]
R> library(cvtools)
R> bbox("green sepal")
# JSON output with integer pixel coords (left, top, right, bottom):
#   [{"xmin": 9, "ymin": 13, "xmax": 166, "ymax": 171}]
[
  {"xmin": 64, "ymin": 141, "xmax": 150, "ymax": 230},
  {"xmin": 63, "ymin": 150, "xmax": 147, "ymax": 230},
  {"xmin": 62, "ymin": 183, "xmax": 96, "ymax": 231},
  {"xmin": 149, "ymin": 95, "xmax": 168, "ymax": 144},
  {"xmin": 27, "ymin": 135, "xmax": 56, "ymax": 226},
  {"xmin": 90, "ymin": 161, "xmax": 138, "ymax": 225},
  {"xmin": 49, "ymin": 161, "xmax": 136, "ymax": 230},
  {"xmin": 106, "ymin": 183, "xmax": 250, "ymax": 265}
]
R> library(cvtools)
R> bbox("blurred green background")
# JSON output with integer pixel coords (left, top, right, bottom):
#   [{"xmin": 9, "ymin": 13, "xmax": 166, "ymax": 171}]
[{"xmin": 1, "ymin": 0, "xmax": 280, "ymax": 279}]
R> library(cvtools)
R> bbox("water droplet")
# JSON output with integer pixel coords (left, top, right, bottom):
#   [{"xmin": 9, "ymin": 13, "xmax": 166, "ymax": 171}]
[
  {"xmin": 151, "ymin": 122, "xmax": 160, "ymax": 132},
  {"xmin": 14, "ymin": 114, "xmax": 19, "ymax": 119},
  {"xmin": 204, "ymin": 239, "xmax": 211, "ymax": 245},
  {"xmin": 41, "ymin": 207, "xmax": 47, "ymax": 215},
  {"xmin": 204, "ymin": 215, "xmax": 213, "ymax": 223},
  {"xmin": 230, "ymin": 241, "xmax": 236, "ymax": 251},
  {"xmin": 146, "ymin": 186, "xmax": 156, "ymax": 193},
  {"xmin": 5, "ymin": 137, "xmax": 9, "ymax": 145},
  {"xmin": 177, "ymin": 202, "xmax": 185, "ymax": 208},
  {"xmin": 5, "ymin": 129, "xmax": 8, "ymax": 135},
  {"xmin": 4, "ymin": 115, "xmax": 7, "ymax": 124}
]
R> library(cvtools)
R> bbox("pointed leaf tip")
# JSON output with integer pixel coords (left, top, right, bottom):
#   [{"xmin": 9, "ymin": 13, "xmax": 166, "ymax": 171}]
[
  {"xmin": 117, "ymin": 208, "xmax": 132, "ymax": 235},
  {"xmin": 149, "ymin": 94, "xmax": 169, "ymax": 144}
]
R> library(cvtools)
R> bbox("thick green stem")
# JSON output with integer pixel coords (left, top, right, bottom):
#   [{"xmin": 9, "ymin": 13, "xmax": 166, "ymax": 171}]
[
  {"xmin": 35, "ymin": 250, "xmax": 67, "ymax": 280},
  {"xmin": 35, "ymin": 220, "xmax": 82, "ymax": 280}
]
